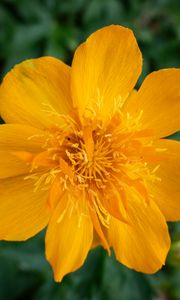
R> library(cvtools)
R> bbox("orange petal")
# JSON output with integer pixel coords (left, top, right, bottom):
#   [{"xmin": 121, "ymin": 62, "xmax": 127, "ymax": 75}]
[
  {"xmin": 0, "ymin": 124, "xmax": 47, "ymax": 152},
  {"xmin": 102, "ymin": 187, "xmax": 128, "ymax": 223},
  {"xmin": 0, "ymin": 175, "xmax": 50, "ymax": 240},
  {"xmin": 71, "ymin": 25, "xmax": 142, "ymax": 121},
  {"xmin": 147, "ymin": 139, "xmax": 180, "ymax": 221},
  {"xmin": 0, "ymin": 57, "xmax": 72, "ymax": 129},
  {"xmin": 0, "ymin": 151, "xmax": 29, "ymax": 179},
  {"xmin": 47, "ymin": 176, "xmax": 63, "ymax": 210},
  {"xmin": 91, "ymin": 230, "xmax": 101, "ymax": 249},
  {"xmin": 45, "ymin": 192, "xmax": 93, "ymax": 282},
  {"xmin": 108, "ymin": 195, "xmax": 170, "ymax": 273},
  {"xmin": 123, "ymin": 69, "xmax": 180, "ymax": 137},
  {"xmin": 89, "ymin": 204, "xmax": 110, "ymax": 255}
]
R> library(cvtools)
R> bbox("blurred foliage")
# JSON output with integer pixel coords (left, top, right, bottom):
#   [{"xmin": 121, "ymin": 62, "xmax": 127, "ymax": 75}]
[{"xmin": 0, "ymin": 0, "xmax": 180, "ymax": 299}]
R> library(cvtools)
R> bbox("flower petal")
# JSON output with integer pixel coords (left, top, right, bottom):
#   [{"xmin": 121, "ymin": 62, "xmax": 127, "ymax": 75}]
[
  {"xmin": 0, "ymin": 175, "xmax": 50, "ymax": 240},
  {"xmin": 0, "ymin": 124, "xmax": 47, "ymax": 152},
  {"xmin": 123, "ymin": 69, "xmax": 180, "ymax": 137},
  {"xmin": 147, "ymin": 139, "xmax": 180, "ymax": 221},
  {"xmin": 45, "ymin": 193, "xmax": 93, "ymax": 282},
  {"xmin": 0, "ymin": 151, "xmax": 29, "ymax": 179},
  {"xmin": 71, "ymin": 25, "xmax": 142, "ymax": 121},
  {"xmin": 108, "ymin": 195, "xmax": 170, "ymax": 273},
  {"xmin": 0, "ymin": 57, "xmax": 72, "ymax": 129}
]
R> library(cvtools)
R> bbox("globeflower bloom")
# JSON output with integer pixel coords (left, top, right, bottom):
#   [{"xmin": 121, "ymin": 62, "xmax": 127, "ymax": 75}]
[{"xmin": 0, "ymin": 25, "xmax": 180, "ymax": 282}]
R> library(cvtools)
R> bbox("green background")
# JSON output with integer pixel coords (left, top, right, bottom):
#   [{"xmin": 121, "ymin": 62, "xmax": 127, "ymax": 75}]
[{"xmin": 0, "ymin": 0, "xmax": 180, "ymax": 299}]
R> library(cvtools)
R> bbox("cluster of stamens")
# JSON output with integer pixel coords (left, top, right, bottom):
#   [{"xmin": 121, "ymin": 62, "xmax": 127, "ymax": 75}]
[{"xmin": 20, "ymin": 109, "xmax": 167, "ymax": 230}]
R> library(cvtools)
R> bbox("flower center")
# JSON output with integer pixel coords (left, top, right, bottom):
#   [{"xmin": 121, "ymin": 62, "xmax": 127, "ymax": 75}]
[
  {"xmin": 61, "ymin": 127, "xmax": 118, "ymax": 189},
  {"xmin": 15, "ymin": 111, "xmax": 168, "ymax": 230}
]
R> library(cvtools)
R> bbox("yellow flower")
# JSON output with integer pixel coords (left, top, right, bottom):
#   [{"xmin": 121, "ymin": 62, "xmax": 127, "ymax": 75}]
[{"xmin": 0, "ymin": 25, "xmax": 180, "ymax": 282}]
